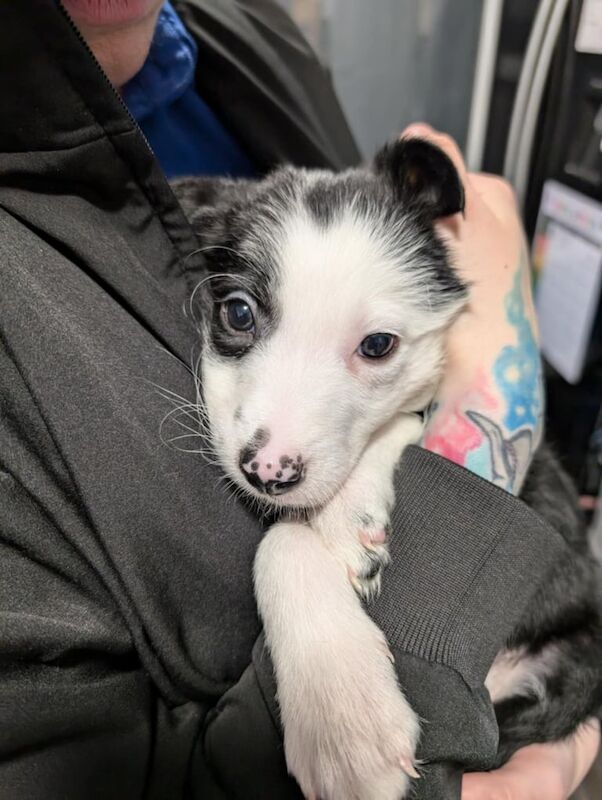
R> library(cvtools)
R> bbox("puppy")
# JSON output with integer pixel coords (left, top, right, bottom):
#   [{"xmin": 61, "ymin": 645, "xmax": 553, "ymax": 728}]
[{"xmin": 172, "ymin": 139, "xmax": 602, "ymax": 800}]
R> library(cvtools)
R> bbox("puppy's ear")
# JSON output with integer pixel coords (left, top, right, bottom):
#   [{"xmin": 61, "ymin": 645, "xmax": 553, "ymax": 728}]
[
  {"xmin": 373, "ymin": 138, "xmax": 465, "ymax": 219},
  {"xmin": 171, "ymin": 176, "xmax": 256, "ymax": 243}
]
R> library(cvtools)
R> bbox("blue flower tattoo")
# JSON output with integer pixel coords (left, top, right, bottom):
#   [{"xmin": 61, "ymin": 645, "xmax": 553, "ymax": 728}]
[{"xmin": 493, "ymin": 268, "xmax": 543, "ymax": 434}]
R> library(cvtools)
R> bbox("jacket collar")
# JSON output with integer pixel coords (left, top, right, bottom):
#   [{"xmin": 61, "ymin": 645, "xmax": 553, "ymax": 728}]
[
  {"xmin": 0, "ymin": 1, "xmax": 136, "ymax": 153},
  {"xmin": 0, "ymin": 1, "xmax": 204, "ymax": 364}
]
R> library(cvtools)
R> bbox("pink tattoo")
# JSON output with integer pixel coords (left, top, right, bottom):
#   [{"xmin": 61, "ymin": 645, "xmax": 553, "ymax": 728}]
[{"xmin": 423, "ymin": 370, "xmax": 499, "ymax": 467}]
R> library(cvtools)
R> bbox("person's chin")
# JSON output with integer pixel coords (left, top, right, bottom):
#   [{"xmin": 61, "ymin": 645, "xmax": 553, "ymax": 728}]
[{"xmin": 61, "ymin": 0, "xmax": 163, "ymax": 29}]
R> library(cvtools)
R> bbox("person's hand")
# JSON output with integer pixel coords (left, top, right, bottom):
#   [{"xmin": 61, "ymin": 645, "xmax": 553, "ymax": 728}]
[
  {"xmin": 402, "ymin": 123, "xmax": 542, "ymax": 494},
  {"xmin": 462, "ymin": 719, "xmax": 601, "ymax": 799}
]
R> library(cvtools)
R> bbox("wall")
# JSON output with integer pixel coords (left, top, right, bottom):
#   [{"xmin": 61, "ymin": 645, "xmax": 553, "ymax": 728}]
[{"xmin": 279, "ymin": 0, "xmax": 483, "ymax": 157}]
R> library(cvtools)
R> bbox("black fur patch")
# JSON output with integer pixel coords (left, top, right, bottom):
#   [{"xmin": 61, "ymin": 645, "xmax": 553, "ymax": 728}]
[
  {"xmin": 373, "ymin": 137, "xmax": 465, "ymax": 218},
  {"xmin": 303, "ymin": 169, "xmax": 466, "ymax": 306},
  {"xmin": 239, "ymin": 427, "xmax": 270, "ymax": 467}
]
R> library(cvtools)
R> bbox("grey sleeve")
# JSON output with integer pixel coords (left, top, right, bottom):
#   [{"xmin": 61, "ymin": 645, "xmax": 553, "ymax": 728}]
[{"xmin": 369, "ymin": 445, "xmax": 567, "ymax": 798}]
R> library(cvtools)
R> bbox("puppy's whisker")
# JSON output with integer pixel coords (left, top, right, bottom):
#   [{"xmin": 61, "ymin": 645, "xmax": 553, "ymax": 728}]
[
  {"xmin": 151, "ymin": 347, "xmax": 200, "ymax": 380},
  {"xmin": 159, "ymin": 404, "xmax": 210, "ymax": 439},
  {"xmin": 171, "ymin": 409, "xmax": 208, "ymax": 432},
  {"xmin": 149, "ymin": 381, "xmax": 194, "ymax": 407},
  {"xmin": 167, "ymin": 433, "xmax": 210, "ymax": 444}
]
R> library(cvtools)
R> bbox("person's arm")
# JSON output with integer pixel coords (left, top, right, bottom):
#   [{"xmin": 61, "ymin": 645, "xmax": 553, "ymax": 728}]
[
  {"xmin": 414, "ymin": 124, "xmax": 542, "ymax": 497},
  {"xmin": 368, "ymin": 125, "xmax": 599, "ymax": 799},
  {"xmin": 416, "ymin": 124, "xmax": 600, "ymax": 796},
  {"xmin": 368, "ymin": 445, "xmax": 568, "ymax": 799}
]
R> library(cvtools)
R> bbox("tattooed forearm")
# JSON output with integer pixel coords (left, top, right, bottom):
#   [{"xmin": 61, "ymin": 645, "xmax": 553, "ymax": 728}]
[
  {"xmin": 423, "ymin": 259, "xmax": 543, "ymax": 495},
  {"xmin": 465, "ymin": 411, "xmax": 533, "ymax": 492}
]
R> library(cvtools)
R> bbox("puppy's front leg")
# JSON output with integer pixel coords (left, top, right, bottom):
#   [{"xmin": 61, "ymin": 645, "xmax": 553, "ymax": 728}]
[{"xmin": 255, "ymin": 521, "xmax": 419, "ymax": 800}]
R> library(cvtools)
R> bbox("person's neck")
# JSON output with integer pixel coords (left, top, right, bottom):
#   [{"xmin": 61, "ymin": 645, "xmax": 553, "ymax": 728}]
[{"xmin": 69, "ymin": 6, "xmax": 163, "ymax": 87}]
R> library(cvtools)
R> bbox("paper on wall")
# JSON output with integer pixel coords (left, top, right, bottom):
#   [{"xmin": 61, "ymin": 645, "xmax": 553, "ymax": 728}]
[
  {"xmin": 576, "ymin": 0, "xmax": 602, "ymax": 55},
  {"xmin": 536, "ymin": 221, "xmax": 602, "ymax": 384}
]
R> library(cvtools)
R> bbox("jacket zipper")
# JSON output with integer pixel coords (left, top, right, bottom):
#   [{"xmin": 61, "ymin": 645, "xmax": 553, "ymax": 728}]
[{"xmin": 57, "ymin": 1, "xmax": 154, "ymax": 154}]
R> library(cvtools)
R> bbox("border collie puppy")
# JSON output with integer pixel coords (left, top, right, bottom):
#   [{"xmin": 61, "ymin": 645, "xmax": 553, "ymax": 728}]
[{"xmin": 172, "ymin": 139, "xmax": 602, "ymax": 800}]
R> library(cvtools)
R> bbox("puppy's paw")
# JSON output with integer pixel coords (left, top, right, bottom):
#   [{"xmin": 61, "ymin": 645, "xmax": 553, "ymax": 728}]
[
  {"xmin": 348, "ymin": 523, "xmax": 391, "ymax": 602},
  {"xmin": 312, "ymin": 489, "xmax": 394, "ymax": 603},
  {"xmin": 280, "ymin": 614, "xmax": 420, "ymax": 800}
]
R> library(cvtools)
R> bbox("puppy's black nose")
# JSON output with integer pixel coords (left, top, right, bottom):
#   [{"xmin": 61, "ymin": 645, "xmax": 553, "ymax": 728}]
[
  {"xmin": 241, "ymin": 466, "xmax": 305, "ymax": 496},
  {"xmin": 239, "ymin": 450, "xmax": 305, "ymax": 496},
  {"xmin": 264, "ymin": 471, "xmax": 304, "ymax": 496}
]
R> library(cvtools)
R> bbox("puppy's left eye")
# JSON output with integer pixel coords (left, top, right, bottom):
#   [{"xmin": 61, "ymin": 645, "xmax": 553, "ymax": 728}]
[
  {"xmin": 222, "ymin": 297, "xmax": 255, "ymax": 333},
  {"xmin": 358, "ymin": 333, "xmax": 398, "ymax": 359}
]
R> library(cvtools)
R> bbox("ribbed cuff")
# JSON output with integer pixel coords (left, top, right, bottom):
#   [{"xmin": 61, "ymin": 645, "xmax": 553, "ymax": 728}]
[{"xmin": 370, "ymin": 446, "xmax": 566, "ymax": 687}]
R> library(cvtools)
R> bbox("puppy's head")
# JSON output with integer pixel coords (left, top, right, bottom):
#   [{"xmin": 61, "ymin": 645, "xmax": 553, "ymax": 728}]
[{"xmin": 178, "ymin": 139, "xmax": 466, "ymax": 509}]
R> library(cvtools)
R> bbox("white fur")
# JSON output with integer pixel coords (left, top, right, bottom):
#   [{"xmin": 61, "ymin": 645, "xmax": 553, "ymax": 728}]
[
  {"xmin": 485, "ymin": 645, "xmax": 560, "ymax": 704},
  {"xmin": 202, "ymin": 203, "xmax": 463, "ymax": 799},
  {"xmin": 255, "ymin": 521, "xmax": 420, "ymax": 800}
]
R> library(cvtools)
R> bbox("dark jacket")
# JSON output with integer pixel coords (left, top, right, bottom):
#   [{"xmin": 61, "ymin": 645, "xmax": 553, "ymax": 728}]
[{"xmin": 0, "ymin": 2, "xmax": 566, "ymax": 799}]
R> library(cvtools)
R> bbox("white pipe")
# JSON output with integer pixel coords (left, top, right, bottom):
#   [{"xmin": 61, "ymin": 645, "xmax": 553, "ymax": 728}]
[
  {"xmin": 513, "ymin": 0, "xmax": 570, "ymax": 208},
  {"xmin": 503, "ymin": 0, "xmax": 555, "ymax": 183},
  {"xmin": 465, "ymin": 0, "xmax": 505, "ymax": 171}
]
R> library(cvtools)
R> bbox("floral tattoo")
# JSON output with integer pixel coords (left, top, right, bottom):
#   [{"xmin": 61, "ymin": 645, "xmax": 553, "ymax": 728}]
[{"xmin": 423, "ymin": 256, "xmax": 543, "ymax": 495}]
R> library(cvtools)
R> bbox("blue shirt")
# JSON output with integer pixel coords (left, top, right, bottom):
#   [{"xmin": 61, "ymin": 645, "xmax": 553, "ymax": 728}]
[{"xmin": 122, "ymin": 2, "xmax": 255, "ymax": 179}]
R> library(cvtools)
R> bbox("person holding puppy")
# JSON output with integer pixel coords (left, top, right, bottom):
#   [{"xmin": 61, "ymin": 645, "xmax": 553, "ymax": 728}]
[{"xmin": 0, "ymin": 2, "xmax": 598, "ymax": 798}]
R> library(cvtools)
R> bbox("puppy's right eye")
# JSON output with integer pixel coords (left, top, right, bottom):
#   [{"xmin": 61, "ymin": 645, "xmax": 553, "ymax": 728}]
[
  {"xmin": 358, "ymin": 332, "xmax": 397, "ymax": 360},
  {"xmin": 222, "ymin": 298, "xmax": 255, "ymax": 333}
]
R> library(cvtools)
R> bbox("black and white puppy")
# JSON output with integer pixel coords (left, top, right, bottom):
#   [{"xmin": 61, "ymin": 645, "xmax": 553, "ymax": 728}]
[{"xmin": 172, "ymin": 140, "xmax": 602, "ymax": 800}]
